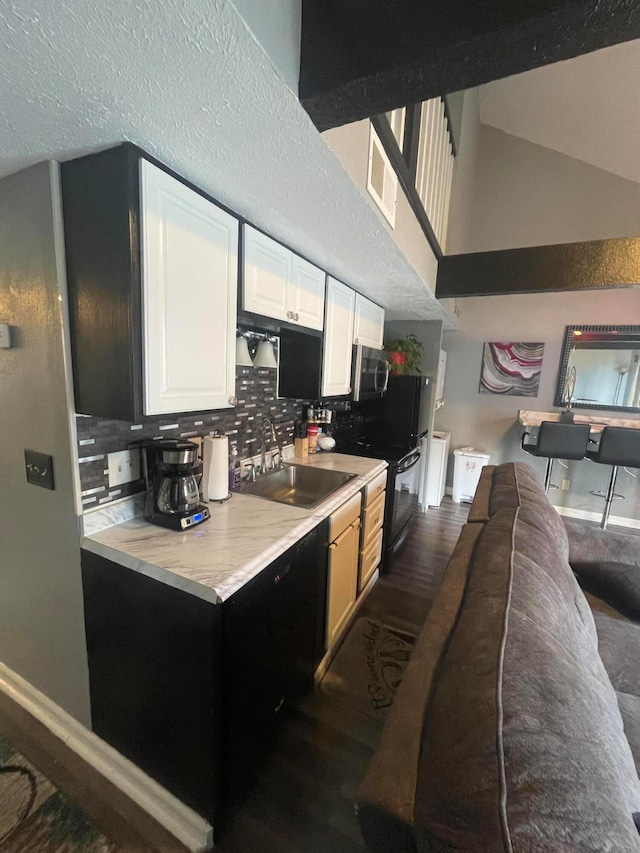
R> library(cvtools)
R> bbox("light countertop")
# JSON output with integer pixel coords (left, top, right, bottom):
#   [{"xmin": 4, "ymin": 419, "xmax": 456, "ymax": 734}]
[
  {"xmin": 518, "ymin": 409, "xmax": 640, "ymax": 432},
  {"xmin": 82, "ymin": 454, "xmax": 387, "ymax": 605}
]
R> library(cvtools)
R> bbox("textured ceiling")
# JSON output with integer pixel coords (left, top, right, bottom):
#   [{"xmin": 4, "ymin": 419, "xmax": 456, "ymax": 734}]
[
  {"xmin": 479, "ymin": 39, "xmax": 640, "ymax": 186},
  {"xmin": 0, "ymin": 0, "xmax": 451, "ymax": 326}
]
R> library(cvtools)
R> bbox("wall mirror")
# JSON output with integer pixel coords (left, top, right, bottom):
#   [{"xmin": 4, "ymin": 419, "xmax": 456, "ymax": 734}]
[{"xmin": 555, "ymin": 325, "xmax": 640, "ymax": 413}]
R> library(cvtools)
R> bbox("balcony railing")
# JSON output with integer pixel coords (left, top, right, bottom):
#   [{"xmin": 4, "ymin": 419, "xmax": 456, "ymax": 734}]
[{"xmin": 371, "ymin": 97, "xmax": 456, "ymax": 259}]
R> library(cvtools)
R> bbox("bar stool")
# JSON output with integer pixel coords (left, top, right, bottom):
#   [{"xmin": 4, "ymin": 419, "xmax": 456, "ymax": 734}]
[
  {"xmin": 521, "ymin": 421, "xmax": 591, "ymax": 493},
  {"xmin": 586, "ymin": 427, "xmax": 640, "ymax": 529}
]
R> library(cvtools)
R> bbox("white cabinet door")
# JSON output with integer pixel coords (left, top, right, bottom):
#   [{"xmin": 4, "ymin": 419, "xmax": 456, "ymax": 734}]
[
  {"xmin": 353, "ymin": 293, "xmax": 385, "ymax": 349},
  {"xmin": 140, "ymin": 160, "xmax": 238, "ymax": 415},
  {"xmin": 322, "ymin": 277, "xmax": 355, "ymax": 397},
  {"xmin": 290, "ymin": 255, "xmax": 325, "ymax": 331},
  {"xmin": 326, "ymin": 520, "xmax": 360, "ymax": 648},
  {"xmin": 242, "ymin": 224, "xmax": 290, "ymax": 321}
]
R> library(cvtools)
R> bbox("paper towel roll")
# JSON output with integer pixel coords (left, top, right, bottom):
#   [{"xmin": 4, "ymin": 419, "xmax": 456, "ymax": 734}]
[{"xmin": 202, "ymin": 435, "xmax": 229, "ymax": 501}]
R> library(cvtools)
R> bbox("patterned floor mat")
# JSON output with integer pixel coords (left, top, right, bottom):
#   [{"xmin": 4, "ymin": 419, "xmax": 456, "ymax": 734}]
[
  {"xmin": 0, "ymin": 732, "xmax": 118, "ymax": 853},
  {"xmin": 320, "ymin": 617, "xmax": 417, "ymax": 722}
]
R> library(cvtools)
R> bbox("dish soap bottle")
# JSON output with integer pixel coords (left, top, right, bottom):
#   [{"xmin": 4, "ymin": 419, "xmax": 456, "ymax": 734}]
[{"xmin": 229, "ymin": 445, "xmax": 240, "ymax": 490}]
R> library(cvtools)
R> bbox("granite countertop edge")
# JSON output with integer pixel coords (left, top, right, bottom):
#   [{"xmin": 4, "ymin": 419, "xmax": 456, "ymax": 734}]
[{"xmin": 82, "ymin": 457, "xmax": 388, "ymax": 604}]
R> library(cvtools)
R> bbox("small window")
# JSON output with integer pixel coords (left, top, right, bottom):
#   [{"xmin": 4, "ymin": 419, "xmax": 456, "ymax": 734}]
[{"xmin": 367, "ymin": 125, "xmax": 398, "ymax": 228}]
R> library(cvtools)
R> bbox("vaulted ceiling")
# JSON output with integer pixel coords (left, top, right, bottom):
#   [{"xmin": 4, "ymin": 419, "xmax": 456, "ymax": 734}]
[{"xmin": 479, "ymin": 38, "xmax": 640, "ymax": 186}]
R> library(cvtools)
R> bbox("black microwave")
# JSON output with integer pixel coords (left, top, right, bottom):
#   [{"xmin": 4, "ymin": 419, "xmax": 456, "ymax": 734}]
[{"xmin": 352, "ymin": 345, "xmax": 389, "ymax": 401}]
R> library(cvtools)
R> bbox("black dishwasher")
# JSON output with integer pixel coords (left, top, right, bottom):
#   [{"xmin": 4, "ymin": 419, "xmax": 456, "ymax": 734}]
[{"xmin": 221, "ymin": 519, "xmax": 328, "ymax": 796}]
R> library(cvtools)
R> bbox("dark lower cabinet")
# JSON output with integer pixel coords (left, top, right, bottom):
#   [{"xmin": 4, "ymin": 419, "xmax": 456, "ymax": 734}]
[
  {"xmin": 81, "ymin": 520, "xmax": 328, "ymax": 835},
  {"xmin": 221, "ymin": 522, "xmax": 328, "ymax": 797}
]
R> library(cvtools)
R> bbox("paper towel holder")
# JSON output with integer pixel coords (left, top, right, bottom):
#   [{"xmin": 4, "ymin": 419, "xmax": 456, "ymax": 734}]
[{"xmin": 202, "ymin": 432, "xmax": 233, "ymax": 504}]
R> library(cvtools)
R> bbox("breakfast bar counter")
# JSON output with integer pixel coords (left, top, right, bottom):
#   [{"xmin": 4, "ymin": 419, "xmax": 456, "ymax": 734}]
[{"xmin": 518, "ymin": 410, "xmax": 640, "ymax": 432}]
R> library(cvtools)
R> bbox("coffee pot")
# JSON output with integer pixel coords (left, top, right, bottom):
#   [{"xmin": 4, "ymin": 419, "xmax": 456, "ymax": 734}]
[{"xmin": 142, "ymin": 440, "xmax": 210, "ymax": 531}]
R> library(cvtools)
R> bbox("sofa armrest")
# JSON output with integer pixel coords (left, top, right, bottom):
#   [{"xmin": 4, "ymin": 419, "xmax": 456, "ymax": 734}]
[
  {"xmin": 564, "ymin": 520, "xmax": 640, "ymax": 569},
  {"xmin": 356, "ymin": 523, "xmax": 483, "ymax": 852},
  {"xmin": 467, "ymin": 465, "xmax": 495, "ymax": 523}
]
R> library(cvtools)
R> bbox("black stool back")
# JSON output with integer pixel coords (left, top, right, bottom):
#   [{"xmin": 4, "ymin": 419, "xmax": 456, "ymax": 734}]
[
  {"xmin": 521, "ymin": 422, "xmax": 590, "ymax": 493},
  {"xmin": 595, "ymin": 427, "xmax": 640, "ymax": 468},
  {"xmin": 587, "ymin": 427, "xmax": 640, "ymax": 529},
  {"xmin": 535, "ymin": 422, "xmax": 591, "ymax": 460}
]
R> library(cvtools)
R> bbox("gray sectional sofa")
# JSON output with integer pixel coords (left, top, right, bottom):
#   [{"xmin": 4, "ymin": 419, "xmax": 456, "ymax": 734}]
[{"xmin": 357, "ymin": 462, "xmax": 640, "ymax": 852}]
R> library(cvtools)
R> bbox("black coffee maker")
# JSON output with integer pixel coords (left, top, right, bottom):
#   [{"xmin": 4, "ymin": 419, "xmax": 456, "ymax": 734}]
[{"xmin": 142, "ymin": 440, "xmax": 210, "ymax": 531}]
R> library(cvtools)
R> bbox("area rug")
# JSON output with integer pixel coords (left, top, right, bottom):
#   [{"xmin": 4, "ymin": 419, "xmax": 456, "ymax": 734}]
[
  {"xmin": 0, "ymin": 732, "xmax": 117, "ymax": 853},
  {"xmin": 321, "ymin": 618, "xmax": 417, "ymax": 722}
]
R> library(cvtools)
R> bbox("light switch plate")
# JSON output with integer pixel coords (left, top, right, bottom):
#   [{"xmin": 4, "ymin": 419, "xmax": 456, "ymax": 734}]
[
  {"xmin": 0, "ymin": 323, "xmax": 12, "ymax": 348},
  {"xmin": 25, "ymin": 449, "xmax": 54, "ymax": 490},
  {"xmin": 108, "ymin": 449, "xmax": 141, "ymax": 487}
]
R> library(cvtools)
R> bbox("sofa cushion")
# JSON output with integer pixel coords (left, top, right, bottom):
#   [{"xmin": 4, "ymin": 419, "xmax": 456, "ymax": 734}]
[
  {"xmin": 357, "ymin": 522, "xmax": 484, "ymax": 852},
  {"xmin": 574, "ymin": 561, "xmax": 640, "ymax": 622},
  {"xmin": 565, "ymin": 520, "xmax": 640, "ymax": 571},
  {"xmin": 593, "ymin": 610, "xmax": 640, "ymax": 700},
  {"xmin": 414, "ymin": 502, "xmax": 640, "ymax": 852},
  {"xmin": 618, "ymin": 692, "xmax": 640, "ymax": 779}
]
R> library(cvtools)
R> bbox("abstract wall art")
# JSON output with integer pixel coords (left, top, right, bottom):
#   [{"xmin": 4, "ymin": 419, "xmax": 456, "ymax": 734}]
[{"xmin": 479, "ymin": 342, "xmax": 544, "ymax": 396}]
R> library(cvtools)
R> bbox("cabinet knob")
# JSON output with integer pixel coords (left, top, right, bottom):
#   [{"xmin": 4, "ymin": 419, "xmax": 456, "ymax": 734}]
[
  {"xmin": 355, "ymin": 337, "xmax": 359, "ymax": 344},
  {"xmin": 295, "ymin": 312, "xmax": 299, "ymax": 321},
  {"xmin": 286, "ymin": 310, "xmax": 292, "ymax": 319},
  {"xmin": 228, "ymin": 395, "xmax": 238, "ymax": 406}
]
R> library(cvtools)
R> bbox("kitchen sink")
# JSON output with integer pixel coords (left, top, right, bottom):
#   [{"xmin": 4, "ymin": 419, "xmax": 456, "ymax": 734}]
[{"xmin": 238, "ymin": 464, "xmax": 355, "ymax": 509}]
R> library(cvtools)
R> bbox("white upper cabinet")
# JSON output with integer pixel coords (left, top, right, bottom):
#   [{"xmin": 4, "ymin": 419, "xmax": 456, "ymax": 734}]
[
  {"xmin": 243, "ymin": 224, "xmax": 325, "ymax": 331},
  {"xmin": 243, "ymin": 224, "xmax": 290, "ymax": 322},
  {"xmin": 140, "ymin": 160, "xmax": 238, "ymax": 415},
  {"xmin": 322, "ymin": 277, "xmax": 356, "ymax": 397},
  {"xmin": 290, "ymin": 254, "xmax": 325, "ymax": 331},
  {"xmin": 353, "ymin": 293, "xmax": 385, "ymax": 349}
]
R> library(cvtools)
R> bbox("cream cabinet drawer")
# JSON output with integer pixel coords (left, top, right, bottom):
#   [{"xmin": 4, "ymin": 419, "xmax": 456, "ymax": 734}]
[
  {"xmin": 329, "ymin": 491, "xmax": 362, "ymax": 542},
  {"xmin": 359, "ymin": 526, "xmax": 383, "ymax": 591},
  {"xmin": 362, "ymin": 490, "xmax": 385, "ymax": 545},
  {"xmin": 364, "ymin": 470, "xmax": 387, "ymax": 506}
]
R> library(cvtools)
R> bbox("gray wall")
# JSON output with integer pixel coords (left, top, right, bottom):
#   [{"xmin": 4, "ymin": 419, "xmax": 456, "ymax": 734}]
[
  {"xmin": 435, "ymin": 288, "xmax": 640, "ymax": 521},
  {"xmin": 449, "ymin": 97, "xmax": 640, "ymax": 254},
  {"xmin": 0, "ymin": 162, "xmax": 90, "ymax": 724},
  {"xmin": 438, "ymin": 99, "xmax": 640, "ymax": 523}
]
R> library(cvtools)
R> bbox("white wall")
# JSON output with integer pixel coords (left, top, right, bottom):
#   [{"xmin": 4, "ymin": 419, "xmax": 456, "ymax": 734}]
[
  {"xmin": 0, "ymin": 163, "xmax": 90, "ymax": 724},
  {"xmin": 435, "ymin": 288, "xmax": 640, "ymax": 520},
  {"xmin": 229, "ymin": 0, "xmax": 301, "ymax": 92}
]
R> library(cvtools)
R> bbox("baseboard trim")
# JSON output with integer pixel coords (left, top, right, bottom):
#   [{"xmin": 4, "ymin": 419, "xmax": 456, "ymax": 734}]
[
  {"xmin": 0, "ymin": 661, "xmax": 213, "ymax": 852},
  {"xmin": 555, "ymin": 505, "xmax": 640, "ymax": 531}
]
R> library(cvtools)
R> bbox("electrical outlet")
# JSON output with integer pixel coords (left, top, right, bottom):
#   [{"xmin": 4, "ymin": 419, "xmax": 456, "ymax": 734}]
[
  {"xmin": 561, "ymin": 478, "xmax": 570, "ymax": 491},
  {"xmin": 108, "ymin": 449, "xmax": 141, "ymax": 487}
]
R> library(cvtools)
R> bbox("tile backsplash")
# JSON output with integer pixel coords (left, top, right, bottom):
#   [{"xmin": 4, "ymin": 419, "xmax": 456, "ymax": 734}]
[{"xmin": 77, "ymin": 366, "xmax": 305, "ymax": 510}]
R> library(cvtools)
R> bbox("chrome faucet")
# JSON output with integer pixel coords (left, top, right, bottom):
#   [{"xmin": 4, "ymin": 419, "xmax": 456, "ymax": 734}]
[{"xmin": 260, "ymin": 418, "xmax": 282, "ymax": 474}]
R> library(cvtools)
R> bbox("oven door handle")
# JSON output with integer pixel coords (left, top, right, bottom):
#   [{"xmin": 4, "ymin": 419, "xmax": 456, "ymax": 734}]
[{"xmin": 397, "ymin": 451, "xmax": 421, "ymax": 474}]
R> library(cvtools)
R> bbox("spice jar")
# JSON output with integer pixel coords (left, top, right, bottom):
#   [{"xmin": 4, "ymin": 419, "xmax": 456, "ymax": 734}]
[{"xmin": 307, "ymin": 424, "xmax": 319, "ymax": 454}]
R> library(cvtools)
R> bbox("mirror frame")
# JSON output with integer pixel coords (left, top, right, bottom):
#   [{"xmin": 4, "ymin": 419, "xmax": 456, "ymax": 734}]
[{"xmin": 555, "ymin": 324, "xmax": 640, "ymax": 413}]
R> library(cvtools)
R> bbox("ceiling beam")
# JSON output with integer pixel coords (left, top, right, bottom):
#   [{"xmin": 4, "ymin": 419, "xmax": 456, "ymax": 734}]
[
  {"xmin": 300, "ymin": 0, "xmax": 640, "ymax": 131},
  {"xmin": 435, "ymin": 238, "xmax": 640, "ymax": 299}
]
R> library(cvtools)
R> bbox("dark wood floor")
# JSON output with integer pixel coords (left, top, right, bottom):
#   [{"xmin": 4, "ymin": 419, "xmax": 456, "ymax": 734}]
[{"xmin": 217, "ymin": 498, "xmax": 469, "ymax": 853}]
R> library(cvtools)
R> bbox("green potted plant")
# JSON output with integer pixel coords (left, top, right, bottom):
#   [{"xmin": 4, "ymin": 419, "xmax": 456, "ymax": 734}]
[{"xmin": 385, "ymin": 334, "xmax": 424, "ymax": 375}]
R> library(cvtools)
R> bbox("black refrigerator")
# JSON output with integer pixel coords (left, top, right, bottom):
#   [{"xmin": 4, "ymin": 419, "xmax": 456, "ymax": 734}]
[
  {"xmin": 339, "ymin": 375, "xmax": 433, "ymax": 573},
  {"xmin": 371, "ymin": 374, "xmax": 432, "ymax": 452}
]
